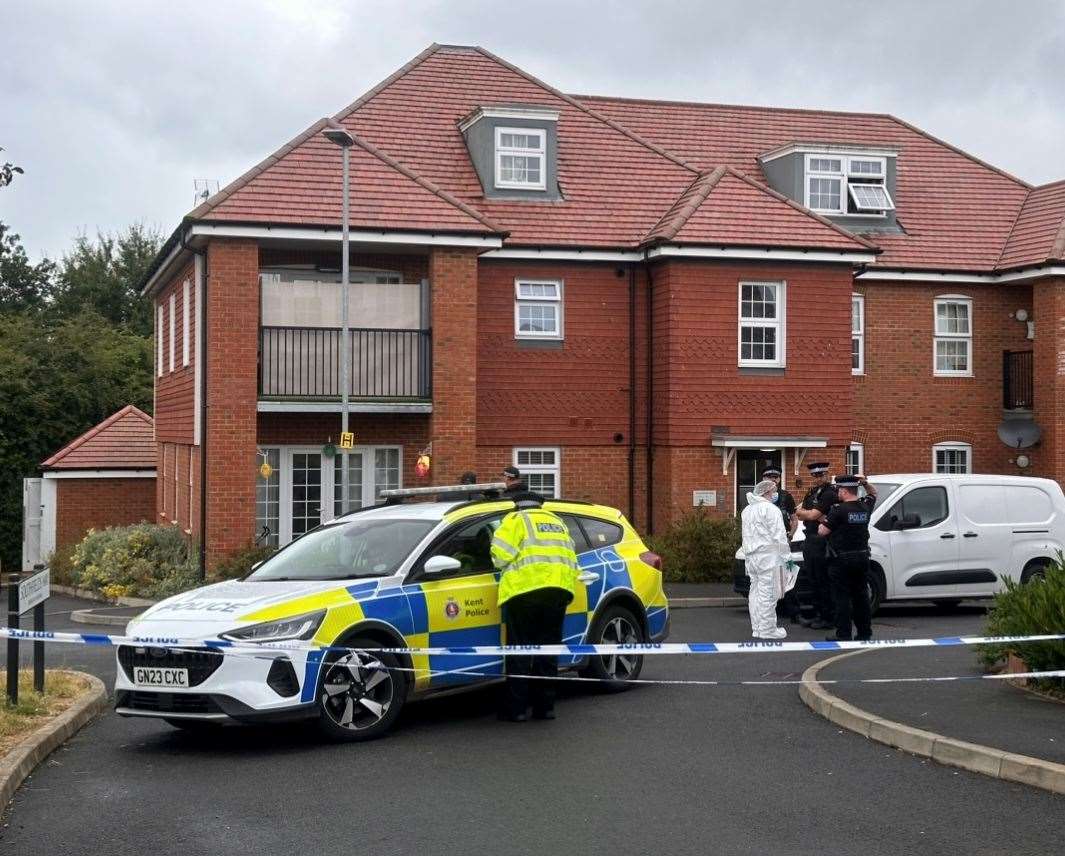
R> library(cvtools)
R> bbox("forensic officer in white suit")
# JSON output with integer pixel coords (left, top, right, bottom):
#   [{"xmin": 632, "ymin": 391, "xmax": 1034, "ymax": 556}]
[{"xmin": 741, "ymin": 478, "xmax": 792, "ymax": 639}]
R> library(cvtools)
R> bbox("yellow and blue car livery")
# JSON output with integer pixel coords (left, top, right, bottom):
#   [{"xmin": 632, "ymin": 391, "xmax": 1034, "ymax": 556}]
[{"xmin": 115, "ymin": 498, "xmax": 668, "ymax": 733}]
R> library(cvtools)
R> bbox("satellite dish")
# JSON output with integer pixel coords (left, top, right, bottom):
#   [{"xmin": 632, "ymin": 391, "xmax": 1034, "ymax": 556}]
[{"xmin": 997, "ymin": 417, "xmax": 1041, "ymax": 449}]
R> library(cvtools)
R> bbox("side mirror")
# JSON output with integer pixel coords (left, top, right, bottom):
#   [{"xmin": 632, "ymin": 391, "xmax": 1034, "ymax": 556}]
[
  {"xmin": 423, "ymin": 555, "xmax": 462, "ymax": 576},
  {"xmin": 895, "ymin": 513, "xmax": 922, "ymax": 531}
]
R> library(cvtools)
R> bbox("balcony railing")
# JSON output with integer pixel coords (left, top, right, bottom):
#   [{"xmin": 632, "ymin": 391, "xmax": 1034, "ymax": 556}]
[
  {"xmin": 1003, "ymin": 349, "xmax": 1033, "ymax": 410},
  {"xmin": 259, "ymin": 326, "xmax": 431, "ymax": 400}
]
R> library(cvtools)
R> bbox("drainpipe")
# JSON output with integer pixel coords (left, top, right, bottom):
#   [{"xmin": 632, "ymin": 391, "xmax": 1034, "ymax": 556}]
[
  {"xmin": 180, "ymin": 229, "xmax": 209, "ymax": 580},
  {"xmin": 627, "ymin": 263, "xmax": 636, "ymax": 522},
  {"xmin": 645, "ymin": 262, "xmax": 654, "ymax": 535}
]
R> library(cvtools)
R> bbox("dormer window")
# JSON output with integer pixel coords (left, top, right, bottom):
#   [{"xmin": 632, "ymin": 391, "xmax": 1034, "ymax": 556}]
[
  {"xmin": 804, "ymin": 153, "xmax": 895, "ymax": 216},
  {"xmin": 495, "ymin": 128, "xmax": 546, "ymax": 190}
]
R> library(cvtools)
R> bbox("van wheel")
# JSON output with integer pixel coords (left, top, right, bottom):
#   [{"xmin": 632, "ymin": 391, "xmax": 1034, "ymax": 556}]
[
  {"xmin": 1021, "ymin": 560, "xmax": 1050, "ymax": 584},
  {"xmin": 315, "ymin": 638, "xmax": 407, "ymax": 742},
  {"xmin": 865, "ymin": 571, "xmax": 883, "ymax": 616},
  {"xmin": 580, "ymin": 605, "xmax": 645, "ymax": 692}
]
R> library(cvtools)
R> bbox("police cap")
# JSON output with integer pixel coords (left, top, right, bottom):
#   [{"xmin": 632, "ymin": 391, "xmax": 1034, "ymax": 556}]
[
  {"xmin": 807, "ymin": 462, "xmax": 829, "ymax": 475},
  {"xmin": 502, "ymin": 465, "xmax": 521, "ymax": 479},
  {"xmin": 762, "ymin": 466, "xmax": 782, "ymax": 477},
  {"xmin": 834, "ymin": 475, "xmax": 861, "ymax": 489}
]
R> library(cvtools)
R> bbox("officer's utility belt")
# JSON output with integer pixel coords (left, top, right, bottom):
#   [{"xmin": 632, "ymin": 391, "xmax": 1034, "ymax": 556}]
[{"xmin": 826, "ymin": 547, "xmax": 870, "ymax": 560}]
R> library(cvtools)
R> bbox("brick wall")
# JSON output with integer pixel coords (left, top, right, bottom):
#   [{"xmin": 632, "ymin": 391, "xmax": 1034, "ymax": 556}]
[
  {"xmin": 855, "ymin": 280, "xmax": 1033, "ymax": 475},
  {"xmin": 55, "ymin": 478, "xmax": 156, "ymax": 554},
  {"xmin": 154, "ymin": 261, "xmax": 196, "ymax": 443},
  {"xmin": 1033, "ymin": 276, "xmax": 1065, "ymax": 483},
  {"xmin": 429, "ymin": 247, "xmax": 479, "ymax": 483},
  {"xmin": 204, "ymin": 239, "xmax": 261, "ymax": 564}
]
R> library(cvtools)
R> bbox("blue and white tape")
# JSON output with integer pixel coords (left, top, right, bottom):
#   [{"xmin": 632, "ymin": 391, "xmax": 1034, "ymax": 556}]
[{"xmin": 1, "ymin": 626, "xmax": 1063, "ymax": 657}]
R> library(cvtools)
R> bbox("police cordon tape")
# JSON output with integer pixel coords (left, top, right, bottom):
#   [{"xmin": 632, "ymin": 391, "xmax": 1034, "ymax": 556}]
[{"xmin": 2, "ymin": 625, "xmax": 1064, "ymax": 657}]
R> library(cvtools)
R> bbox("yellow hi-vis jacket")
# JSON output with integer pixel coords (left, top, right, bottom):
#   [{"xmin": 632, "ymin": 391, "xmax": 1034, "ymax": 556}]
[{"xmin": 491, "ymin": 508, "xmax": 580, "ymax": 606}]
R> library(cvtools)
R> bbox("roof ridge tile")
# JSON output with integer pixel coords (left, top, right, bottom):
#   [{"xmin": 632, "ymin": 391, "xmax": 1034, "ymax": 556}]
[{"xmin": 644, "ymin": 167, "xmax": 727, "ymax": 242}]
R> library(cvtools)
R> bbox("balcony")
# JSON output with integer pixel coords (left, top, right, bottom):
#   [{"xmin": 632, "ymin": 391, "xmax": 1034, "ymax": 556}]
[
  {"xmin": 1002, "ymin": 349, "xmax": 1033, "ymax": 410},
  {"xmin": 257, "ymin": 273, "xmax": 431, "ymax": 411}
]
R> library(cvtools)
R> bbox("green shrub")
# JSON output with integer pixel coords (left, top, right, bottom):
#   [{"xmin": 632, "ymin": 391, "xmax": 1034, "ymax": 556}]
[
  {"xmin": 979, "ymin": 556, "xmax": 1065, "ymax": 694},
  {"xmin": 211, "ymin": 544, "xmax": 277, "ymax": 582},
  {"xmin": 647, "ymin": 510, "xmax": 741, "ymax": 583},
  {"xmin": 70, "ymin": 524, "xmax": 199, "ymax": 600},
  {"xmin": 45, "ymin": 548, "xmax": 77, "ymax": 587}
]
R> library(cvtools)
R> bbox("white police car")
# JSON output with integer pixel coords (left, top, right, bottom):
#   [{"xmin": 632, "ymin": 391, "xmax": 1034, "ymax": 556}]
[{"xmin": 116, "ymin": 487, "xmax": 669, "ymax": 740}]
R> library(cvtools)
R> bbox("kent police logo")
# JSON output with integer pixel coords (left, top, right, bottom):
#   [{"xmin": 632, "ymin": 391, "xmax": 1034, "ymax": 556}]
[{"xmin": 444, "ymin": 598, "xmax": 460, "ymax": 620}]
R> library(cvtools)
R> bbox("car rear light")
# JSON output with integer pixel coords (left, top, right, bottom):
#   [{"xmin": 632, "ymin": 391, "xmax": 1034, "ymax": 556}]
[{"xmin": 640, "ymin": 550, "xmax": 663, "ymax": 571}]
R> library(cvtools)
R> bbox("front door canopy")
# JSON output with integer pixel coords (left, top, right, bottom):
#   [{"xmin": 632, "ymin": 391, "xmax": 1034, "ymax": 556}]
[{"xmin": 712, "ymin": 435, "xmax": 828, "ymax": 476}]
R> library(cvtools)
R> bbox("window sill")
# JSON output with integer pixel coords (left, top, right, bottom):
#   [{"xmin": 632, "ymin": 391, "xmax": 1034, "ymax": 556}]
[
  {"xmin": 933, "ymin": 372, "xmax": 973, "ymax": 379},
  {"xmin": 738, "ymin": 366, "xmax": 785, "ymax": 376},
  {"xmin": 516, "ymin": 338, "xmax": 564, "ymax": 350}
]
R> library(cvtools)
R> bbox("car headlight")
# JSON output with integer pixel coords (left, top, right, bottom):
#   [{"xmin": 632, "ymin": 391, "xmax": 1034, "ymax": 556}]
[{"xmin": 219, "ymin": 610, "xmax": 326, "ymax": 643}]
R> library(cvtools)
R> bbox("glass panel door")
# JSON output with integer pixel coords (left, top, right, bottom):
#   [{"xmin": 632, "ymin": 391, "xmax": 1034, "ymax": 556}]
[
  {"xmin": 373, "ymin": 448, "xmax": 401, "ymax": 500},
  {"xmin": 256, "ymin": 448, "xmax": 281, "ymax": 547},
  {"xmin": 333, "ymin": 451, "xmax": 365, "ymax": 517},
  {"xmin": 291, "ymin": 452, "xmax": 322, "ymax": 538},
  {"xmin": 736, "ymin": 449, "xmax": 782, "ymax": 514}
]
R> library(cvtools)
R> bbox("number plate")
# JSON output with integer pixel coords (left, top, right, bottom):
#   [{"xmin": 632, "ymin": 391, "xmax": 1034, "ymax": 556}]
[{"xmin": 132, "ymin": 667, "xmax": 190, "ymax": 688}]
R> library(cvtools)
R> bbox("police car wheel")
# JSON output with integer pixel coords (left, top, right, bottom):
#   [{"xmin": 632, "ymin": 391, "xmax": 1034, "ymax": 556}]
[
  {"xmin": 316, "ymin": 640, "xmax": 406, "ymax": 742},
  {"xmin": 581, "ymin": 605, "xmax": 644, "ymax": 692}
]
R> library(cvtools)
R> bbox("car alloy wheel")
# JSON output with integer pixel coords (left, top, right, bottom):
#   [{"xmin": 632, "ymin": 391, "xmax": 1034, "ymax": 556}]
[
  {"xmin": 580, "ymin": 604, "xmax": 645, "ymax": 691},
  {"xmin": 319, "ymin": 649, "xmax": 398, "ymax": 738}
]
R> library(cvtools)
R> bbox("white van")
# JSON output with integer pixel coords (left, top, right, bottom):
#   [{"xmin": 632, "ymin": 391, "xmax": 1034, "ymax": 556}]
[{"xmin": 733, "ymin": 474, "xmax": 1064, "ymax": 612}]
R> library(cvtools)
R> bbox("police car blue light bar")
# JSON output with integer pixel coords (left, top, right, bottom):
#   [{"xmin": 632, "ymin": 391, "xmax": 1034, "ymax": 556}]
[{"xmin": 378, "ymin": 482, "xmax": 507, "ymax": 498}]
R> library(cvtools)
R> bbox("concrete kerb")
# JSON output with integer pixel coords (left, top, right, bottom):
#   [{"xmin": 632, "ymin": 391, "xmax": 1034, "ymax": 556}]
[
  {"xmin": 667, "ymin": 596, "xmax": 745, "ymax": 609},
  {"xmin": 70, "ymin": 609, "xmax": 141, "ymax": 627},
  {"xmin": 0, "ymin": 672, "xmax": 108, "ymax": 810},
  {"xmin": 50, "ymin": 584, "xmax": 156, "ymax": 608},
  {"xmin": 799, "ymin": 649, "xmax": 1065, "ymax": 796}
]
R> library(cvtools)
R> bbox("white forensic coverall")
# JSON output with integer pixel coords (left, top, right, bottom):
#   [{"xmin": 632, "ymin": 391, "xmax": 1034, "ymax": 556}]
[{"xmin": 741, "ymin": 492, "xmax": 791, "ymax": 638}]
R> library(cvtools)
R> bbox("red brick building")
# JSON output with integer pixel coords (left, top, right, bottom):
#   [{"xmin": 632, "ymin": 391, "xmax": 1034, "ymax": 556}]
[
  {"xmin": 25, "ymin": 405, "xmax": 157, "ymax": 569},
  {"xmin": 137, "ymin": 44, "xmax": 1065, "ymax": 568}
]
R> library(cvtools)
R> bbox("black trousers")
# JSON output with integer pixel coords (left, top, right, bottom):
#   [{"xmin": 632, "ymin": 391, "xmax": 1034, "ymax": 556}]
[
  {"xmin": 803, "ymin": 536, "xmax": 834, "ymax": 621},
  {"xmin": 501, "ymin": 588, "xmax": 571, "ymax": 717},
  {"xmin": 828, "ymin": 554, "xmax": 873, "ymax": 640}
]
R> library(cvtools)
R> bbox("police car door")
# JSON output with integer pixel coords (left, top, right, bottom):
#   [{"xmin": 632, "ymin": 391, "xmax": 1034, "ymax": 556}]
[{"xmin": 404, "ymin": 514, "xmax": 504, "ymax": 689}]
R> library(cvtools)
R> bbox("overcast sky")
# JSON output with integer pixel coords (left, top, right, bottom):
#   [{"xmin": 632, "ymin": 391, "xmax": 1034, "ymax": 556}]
[{"xmin": 3, "ymin": 0, "xmax": 1063, "ymax": 260}]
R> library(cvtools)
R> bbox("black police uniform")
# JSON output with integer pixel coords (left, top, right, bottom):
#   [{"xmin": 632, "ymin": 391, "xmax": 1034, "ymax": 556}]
[
  {"xmin": 801, "ymin": 476, "xmax": 838, "ymax": 624},
  {"xmin": 821, "ymin": 490, "xmax": 876, "ymax": 640}
]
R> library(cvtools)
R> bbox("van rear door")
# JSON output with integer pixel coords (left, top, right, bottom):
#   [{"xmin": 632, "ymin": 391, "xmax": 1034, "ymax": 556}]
[
  {"xmin": 955, "ymin": 482, "xmax": 1011, "ymax": 595},
  {"xmin": 1002, "ymin": 483, "xmax": 1062, "ymax": 583}
]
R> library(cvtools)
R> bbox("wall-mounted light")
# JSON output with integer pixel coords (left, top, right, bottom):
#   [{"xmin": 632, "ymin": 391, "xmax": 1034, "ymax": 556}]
[
  {"xmin": 1016, "ymin": 454, "xmax": 1031, "ymax": 469},
  {"xmin": 1014, "ymin": 309, "xmax": 1029, "ymax": 322}
]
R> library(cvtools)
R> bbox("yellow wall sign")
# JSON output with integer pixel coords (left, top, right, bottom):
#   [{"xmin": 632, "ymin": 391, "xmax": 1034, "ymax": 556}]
[
  {"xmin": 259, "ymin": 462, "xmax": 274, "ymax": 479},
  {"xmin": 339, "ymin": 432, "xmax": 355, "ymax": 449}
]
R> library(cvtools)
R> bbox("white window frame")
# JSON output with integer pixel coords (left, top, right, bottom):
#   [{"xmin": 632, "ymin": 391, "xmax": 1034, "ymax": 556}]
[
  {"xmin": 933, "ymin": 295, "xmax": 973, "ymax": 377},
  {"xmin": 168, "ymin": 293, "xmax": 176, "ymax": 373},
  {"xmin": 182, "ymin": 279, "xmax": 191, "ymax": 367},
  {"xmin": 514, "ymin": 279, "xmax": 564, "ymax": 340},
  {"xmin": 933, "ymin": 442, "xmax": 972, "ymax": 474},
  {"xmin": 804, "ymin": 153, "xmax": 891, "ymax": 218},
  {"xmin": 513, "ymin": 447, "xmax": 561, "ymax": 499},
  {"xmin": 848, "ymin": 182, "xmax": 895, "ymax": 212},
  {"xmin": 495, "ymin": 126, "xmax": 546, "ymax": 191},
  {"xmin": 851, "ymin": 293, "xmax": 865, "ymax": 375},
  {"xmin": 156, "ymin": 303, "xmax": 164, "ymax": 377},
  {"xmin": 738, "ymin": 281, "xmax": 786, "ymax": 368},
  {"xmin": 846, "ymin": 443, "xmax": 864, "ymax": 476}
]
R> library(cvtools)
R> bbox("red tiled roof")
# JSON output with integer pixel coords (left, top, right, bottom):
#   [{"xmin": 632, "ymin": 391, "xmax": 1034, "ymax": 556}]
[
  {"xmin": 41, "ymin": 405, "xmax": 156, "ymax": 471},
  {"xmin": 196, "ymin": 117, "xmax": 504, "ymax": 236},
  {"xmin": 577, "ymin": 95, "xmax": 1034, "ymax": 271},
  {"xmin": 998, "ymin": 180, "xmax": 1065, "ymax": 270},
  {"xmin": 184, "ymin": 44, "xmax": 1060, "ymax": 271},
  {"xmin": 644, "ymin": 166, "xmax": 876, "ymax": 251}
]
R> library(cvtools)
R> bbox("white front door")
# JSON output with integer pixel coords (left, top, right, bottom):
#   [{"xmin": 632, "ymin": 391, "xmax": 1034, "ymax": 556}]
[{"xmin": 878, "ymin": 482, "xmax": 961, "ymax": 598}]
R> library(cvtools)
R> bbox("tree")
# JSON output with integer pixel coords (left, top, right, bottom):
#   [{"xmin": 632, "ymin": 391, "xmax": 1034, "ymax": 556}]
[
  {"xmin": 0, "ymin": 147, "xmax": 23, "ymax": 188},
  {"xmin": 0, "ymin": 311, "xmax": 154, "ymax": 571},
  {"xmin": 50, "ymin": 225, "xmax": 163, "ymax": 336},
  {"xmin": 0, "ymin": 222, "xmax": 57, "ymax": 315}
]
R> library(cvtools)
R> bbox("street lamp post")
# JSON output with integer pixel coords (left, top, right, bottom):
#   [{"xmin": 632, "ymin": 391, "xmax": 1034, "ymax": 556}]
[{"xmin": 323, "ymin": 126, "xmax": 355, "ymax": 515}]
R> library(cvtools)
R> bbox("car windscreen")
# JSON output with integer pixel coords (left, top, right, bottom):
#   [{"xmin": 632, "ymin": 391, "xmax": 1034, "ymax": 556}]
[
  {"xmin": 866, "ymin": 482, "xmax": 901, "ymax": 510},
  {"xmin": 247, "ymin": 518, "xmax": 437, "ymax": 582}
]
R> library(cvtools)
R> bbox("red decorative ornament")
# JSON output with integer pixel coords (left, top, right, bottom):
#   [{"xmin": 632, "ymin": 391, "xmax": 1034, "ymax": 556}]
[{"xmin": 415, "ymin": 454, "xmax": 431, "ymax": 478}]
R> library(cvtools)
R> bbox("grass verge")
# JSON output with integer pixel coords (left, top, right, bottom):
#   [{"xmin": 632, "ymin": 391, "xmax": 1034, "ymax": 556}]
[{"xmin": 0, "ymin": 670, "xmax": 92, "ymax": 756}]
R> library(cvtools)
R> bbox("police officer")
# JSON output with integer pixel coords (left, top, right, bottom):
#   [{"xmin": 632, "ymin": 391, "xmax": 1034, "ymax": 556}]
[
  {"xmin": 764, "ymin": 466, "xmax": 800, "ymax": 623},
  {"xmin": 490, "ymin": 499, "xmax": 580, "ymax": 721},
  {"xmin": 818, "ymin": 474, "xmax": 878, "ymax": 641},
  {"xmin": 501, "ymin": 465, "xmax": 541, "ymax": 501},
  {"xmin": 795, "ymin": 462, "xmax": 838, "ymax": 629}
]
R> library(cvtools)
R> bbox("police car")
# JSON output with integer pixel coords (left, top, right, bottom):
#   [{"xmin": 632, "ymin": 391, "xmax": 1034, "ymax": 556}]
[{"xmin": 115, "ymin": 486, "xmax": 669, "ymax": 740}]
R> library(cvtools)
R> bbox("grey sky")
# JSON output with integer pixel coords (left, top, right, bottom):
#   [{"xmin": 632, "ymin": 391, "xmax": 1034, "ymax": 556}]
[{"xmin": 3, "ymin": 0, "xmax": 1063, "ymax": 260}]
